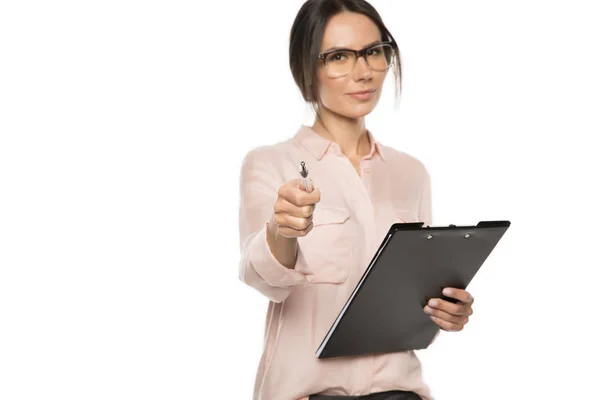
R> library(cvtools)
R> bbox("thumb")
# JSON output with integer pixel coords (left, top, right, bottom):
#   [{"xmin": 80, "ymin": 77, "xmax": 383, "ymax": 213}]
[{"xmin": 298, "ymin": 178, "xmax": 315, "ymax": 192}]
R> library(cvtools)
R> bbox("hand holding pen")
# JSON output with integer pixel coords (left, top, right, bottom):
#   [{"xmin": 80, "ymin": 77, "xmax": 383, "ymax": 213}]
[{"xmin": 268, "ymin": 161, "xmax": 321, "ymax": 239}]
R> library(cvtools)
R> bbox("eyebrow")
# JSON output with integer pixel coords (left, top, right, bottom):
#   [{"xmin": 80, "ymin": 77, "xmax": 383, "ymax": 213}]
[{"xmin": 322, "ymin": 40, "xmax": 382, "ymax": 53}]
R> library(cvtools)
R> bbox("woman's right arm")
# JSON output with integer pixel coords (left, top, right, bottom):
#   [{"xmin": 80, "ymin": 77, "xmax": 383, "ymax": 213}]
[{"xmin": 238, "ymin": 149, "xmax": 312, "ymax": 303}]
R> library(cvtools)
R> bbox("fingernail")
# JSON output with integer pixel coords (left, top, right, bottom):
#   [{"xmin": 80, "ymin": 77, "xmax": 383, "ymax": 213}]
[
  {"xmin": 443, "ymin": 288, "xmax": 452, "ymax": 296},
  {"xmin": 429, "ymin": 300, "xmax": 438, "ymax": 307},
  {"xmin": 424, "ymin": 306, "xmax": 432, "ymax": 314}
]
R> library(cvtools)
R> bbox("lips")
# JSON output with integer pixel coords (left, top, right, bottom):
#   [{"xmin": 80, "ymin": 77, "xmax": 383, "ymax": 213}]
[
  {"xmin": 347, "ymin": 89, "xmax": 376, "ymax": 100},
  {"xmin": 347, "ymin": 89, "xmax": 376, "ymax": 95}
]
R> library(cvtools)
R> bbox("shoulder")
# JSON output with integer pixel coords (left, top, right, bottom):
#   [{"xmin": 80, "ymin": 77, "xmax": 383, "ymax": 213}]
[
  {"xmin": 379, "ymin": 143, "xmax": 431, "ymax": 181},
  {"xmin": 241, "ymin": 140, "xmax": 290, "ymax": 168},
  {"xmin": 239, "ymin": 138, "xmax": 296, "ymax": 184}
]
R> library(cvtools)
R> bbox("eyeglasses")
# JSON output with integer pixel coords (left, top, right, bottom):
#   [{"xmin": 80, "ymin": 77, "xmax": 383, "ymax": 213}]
[{"xmin": 318, "ymin": 41, "xmax": 395, "ymax": 78}]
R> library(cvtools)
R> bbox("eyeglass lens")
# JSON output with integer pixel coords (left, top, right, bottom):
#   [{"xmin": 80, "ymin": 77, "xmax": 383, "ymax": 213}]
[{"xmin": 324, "ymin": 44, "xmax": 393, "ymax": 77}]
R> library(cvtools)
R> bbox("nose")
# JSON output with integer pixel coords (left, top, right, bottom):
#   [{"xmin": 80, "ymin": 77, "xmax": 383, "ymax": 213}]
[{"xmin": 351, "ymin": 55, "xmax": 373, "ymax": 81}]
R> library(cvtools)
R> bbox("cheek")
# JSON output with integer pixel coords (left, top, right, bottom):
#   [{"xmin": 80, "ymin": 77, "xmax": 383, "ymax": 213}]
[{"xmin": 318, "ymin": 74, "xmax": 347, "ymax": 109}]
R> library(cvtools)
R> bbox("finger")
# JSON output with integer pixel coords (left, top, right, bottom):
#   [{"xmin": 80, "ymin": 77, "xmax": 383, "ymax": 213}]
[
  {"xmin": 443, "ymin": 287, "xmax": 474, "ymax": 304},
  {"xmin": 298, "ymin": 178, "xmax": 314, "ymax": 192},
  {"xmin": 277, "ymin": 220, "xmax": 314, "ymax": 238},
  {"xmin": 274, "ymin": 197, "xmax": 314, "ymax": 219},
  {"xmin": 427, "ymin": 298, "xmax": 472, "ymax": 317},
  {"xmin": 296, "ymin": 182, "xmax": 321, "ymax": 205},
  {"xmin": 430, "ymin": 315, "xmax": 464, "ymax": 332},
  {"xmin": 424, "ymin": 305, "xmax": 469, "ymax": 327},
  {"xmin": 273, "ymin": 211, "xmax": 313, "ymax": 232}
]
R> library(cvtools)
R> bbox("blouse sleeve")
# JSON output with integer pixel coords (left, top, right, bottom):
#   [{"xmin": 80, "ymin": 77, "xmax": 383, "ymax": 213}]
[
  {"xmin": 238, "ymin": 149, "xmax": 309, "ymax": 303},
  {"xmin": 418, "ymin": 167, "xmax": 433, "ymax": 227}
]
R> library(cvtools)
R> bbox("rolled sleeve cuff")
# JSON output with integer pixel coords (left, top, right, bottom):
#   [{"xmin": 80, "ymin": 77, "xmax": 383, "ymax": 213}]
[{"xmin": 248, "ymin": 223, "xmax": 308, "ymax": 288}]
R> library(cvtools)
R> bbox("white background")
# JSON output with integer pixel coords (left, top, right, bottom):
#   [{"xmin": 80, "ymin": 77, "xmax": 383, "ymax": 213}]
[{"xmin": 1, "ymin": 1, "xmax": 599, "ymax": 399}]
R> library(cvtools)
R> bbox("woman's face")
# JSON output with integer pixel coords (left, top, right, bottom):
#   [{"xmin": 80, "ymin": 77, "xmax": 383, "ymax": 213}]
[{"xmin": 317, "ymin": 12, "xmax": 389, "ymax": 120}]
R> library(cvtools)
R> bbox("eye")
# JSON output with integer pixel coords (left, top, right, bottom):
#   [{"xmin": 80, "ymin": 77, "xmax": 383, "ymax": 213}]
[
  {"xmin": 367, "ymin": 47, "xmax": 381, "ymax": 56},
  {"xmin": 331, "ymin": 52, "xmax": 347, "ymax": 61}
]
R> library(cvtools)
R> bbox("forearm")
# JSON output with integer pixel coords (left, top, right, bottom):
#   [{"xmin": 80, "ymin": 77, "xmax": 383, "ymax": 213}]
[
  {"xmin": 266, "ymin": 216, "xmax": 299, "ymax": 270},
  {"xmin": 239, "ymin": 222, "xmax": 307, "ymax": 303}
]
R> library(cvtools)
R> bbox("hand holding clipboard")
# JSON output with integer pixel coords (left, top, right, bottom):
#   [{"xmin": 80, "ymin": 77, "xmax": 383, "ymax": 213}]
[
  {"xmin": 316, "ymin": 220, "xmax": 511, "ymax": 359},
  {"xmin": 424, "ymin": 287, "xmax": 475, "ymax": 332}
]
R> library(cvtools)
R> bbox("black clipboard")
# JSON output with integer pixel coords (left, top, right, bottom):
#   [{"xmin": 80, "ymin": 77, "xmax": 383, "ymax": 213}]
[{"xmin": 315, "ymin": 220, "xmax": 511, "ymax": 359}]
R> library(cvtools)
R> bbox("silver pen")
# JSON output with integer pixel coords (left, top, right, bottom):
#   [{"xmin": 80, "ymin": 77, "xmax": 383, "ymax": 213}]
[{"xmin": 299, "ymin": 161, "xmax": 313, "ymax": 193}]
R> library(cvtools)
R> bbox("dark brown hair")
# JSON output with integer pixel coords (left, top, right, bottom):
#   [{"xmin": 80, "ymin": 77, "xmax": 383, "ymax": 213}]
[{"xmin": 289, "ymin": 0, "xmax": 402, "ymax": 114}]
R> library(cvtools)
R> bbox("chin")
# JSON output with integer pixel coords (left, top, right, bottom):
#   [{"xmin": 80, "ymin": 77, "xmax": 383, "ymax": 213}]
[
  {"xmin": 340, "ymin": 103, "xmax": 377, "ymax": 119},
  {"xmin": 322, "ymin": 98, "xmax": 378, "ymax": 119}
]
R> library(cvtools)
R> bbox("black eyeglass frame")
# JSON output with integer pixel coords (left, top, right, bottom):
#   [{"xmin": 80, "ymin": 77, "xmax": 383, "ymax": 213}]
[{"xmin": 317, "ymin": 41, "xmax": 396, "ymax": 75}]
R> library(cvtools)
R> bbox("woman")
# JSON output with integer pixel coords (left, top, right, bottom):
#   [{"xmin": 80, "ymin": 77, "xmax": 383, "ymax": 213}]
[{"xmin": 238, "ymin": 1, "xmax": 474, "ymax": 399}]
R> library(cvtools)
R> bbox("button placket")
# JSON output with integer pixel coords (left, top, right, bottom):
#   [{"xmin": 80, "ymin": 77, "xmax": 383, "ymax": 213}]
[
  {"xmin": 361, "ymin": 158, "xmax": 372, "ymax": 175},
  {"xmin": 337, "ymin": 155, "xmax": 377, "ymax": 281},
  {"xmin": 360, "ymin": 159, "xmax": 373, "ymax": 194}
]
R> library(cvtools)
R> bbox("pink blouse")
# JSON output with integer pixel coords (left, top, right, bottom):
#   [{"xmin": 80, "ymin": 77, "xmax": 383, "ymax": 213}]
[{"xmin": 238, "ymin": 125, "xmax": 434, "ymax": 400}]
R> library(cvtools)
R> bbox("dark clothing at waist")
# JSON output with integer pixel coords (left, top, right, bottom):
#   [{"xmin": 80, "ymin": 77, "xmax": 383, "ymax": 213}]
[{"xmin": 309, "ymin": 389, "xmax": 421, "ymax": 400}]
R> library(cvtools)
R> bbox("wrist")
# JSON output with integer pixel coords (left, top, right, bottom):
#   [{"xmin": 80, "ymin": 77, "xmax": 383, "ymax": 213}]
[{"xmin": 267, "ymin": 215, "xmax": 295, "ymax": 242}]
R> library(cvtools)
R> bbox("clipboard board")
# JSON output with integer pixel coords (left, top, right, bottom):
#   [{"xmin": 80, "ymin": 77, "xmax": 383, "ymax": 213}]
[{"xmin": 315, "ymin": 220, "xmax": 511, "ymax": 359}]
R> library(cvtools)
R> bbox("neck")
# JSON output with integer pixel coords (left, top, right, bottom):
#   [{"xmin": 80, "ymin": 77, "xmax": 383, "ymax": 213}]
[{"xmin": 311, "ymin": 106, "xmax": 371, "ymax": 159}]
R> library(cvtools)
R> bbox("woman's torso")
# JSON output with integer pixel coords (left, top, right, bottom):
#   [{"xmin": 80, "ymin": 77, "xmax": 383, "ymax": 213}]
[{"xmin": 249, "ymin": 125, "xmax": 433, "ymax": 400}]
